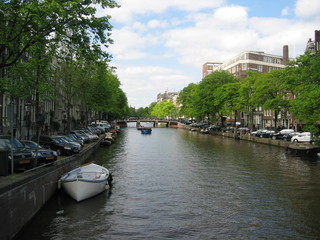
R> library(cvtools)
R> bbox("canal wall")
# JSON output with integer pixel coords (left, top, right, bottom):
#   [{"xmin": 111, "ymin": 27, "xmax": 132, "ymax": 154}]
[
  {"xmin": 213, "ymin": 130, "xmax": 292, "ymax": 148},
  {"xmin": 0, "ymin": 140, "xmax": 102, "ymax": 240},
  {"xmin": 178, "ymin": 123, "xmax": 292, "ymax": 148}
]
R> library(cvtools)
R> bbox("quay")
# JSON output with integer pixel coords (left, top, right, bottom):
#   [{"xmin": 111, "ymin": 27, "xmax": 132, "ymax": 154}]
[
  {"xmin": 0, "ymin": 139, "xmax": 102, "ymax": 240},
  {"xmin": 183, "ymin": 124, "xmax": 320, "ymax": 156}
]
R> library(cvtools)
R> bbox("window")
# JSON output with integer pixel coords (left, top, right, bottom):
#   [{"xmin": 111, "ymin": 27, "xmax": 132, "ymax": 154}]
[{"xmin": 242, "ymin": 63, "xmax": 247, "ymax": 70}]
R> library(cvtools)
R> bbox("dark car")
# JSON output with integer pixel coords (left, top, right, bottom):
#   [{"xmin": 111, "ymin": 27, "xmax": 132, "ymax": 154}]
[
  {"xmin": 35, "ymin": 135, "xmax": 81, "ymax": 156},
  {"xmin": 0, "ymin": 135, "xmax": 36, "ymax": 172},
  {"xmin": 270, "ymin": 129, "xmax": 295, "ymax": 140},
  {"xmin": 55, "ymin": 135, "xmax": 83, "ymax": 149},
  {"xmin": 259, "ymin": 130, "xmax": 276, "ymax": 138},
  {"xmin": 251, "ymin": 129, "xmax": 268, "ymax": 137},
  {"xmin": 70, "ymin": 130, "xmax": 90, "ymax": 144},
  {"xmin": 20, "ymin": 140, "xmax": 58, "ymax": 165},
  {"xmin": 64, "ymin": 133, "xmax": 84, "ymax": 147}
]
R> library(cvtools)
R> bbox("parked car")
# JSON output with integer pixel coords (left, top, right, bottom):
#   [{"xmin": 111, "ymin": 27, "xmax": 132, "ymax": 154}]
[
  {"xmin": 270, "ymin": 129, "xmax": 295, "ymax": 140},
  {"xmin": 251, "ymin": 129, "xmax": 268, "ymax": 137},
  {"xmin": 93, "ymin": 121, "xmax": 111, "ymax": 132},
  {"xmin": 35, "ymin": 135, "xmax": 81, "ymax": 156},
  {"xmin": 208, "ymin": 125, "xmax": 221, "ymax": 131},
  {"xmin": 89, "ymin": 124, "xmax": 106, "ymax": 134},
  {"xmin": 222, "ymin": 126, "xmax": 236, "ymax": 132},
  {"xmin": 87, "ymin": 126, "xmax": 102, "ymax": 135},
  {"xmin": 20, "ymin": 140, "xmax": 58, "ymax": 165},
  {"xmin": 291, "ymin": 132, "xmax": 311, "ymax": 143},
  {"xmin": 258, "ymin": 130, "xmax": 276, "ymax": 138},
  {"xmin": 0, "ymin": 135, "xmax": 36, "ymax": 172},
  {"xmin": 64, "ymin": 133, "xmax": 84, "ymax": 147},
  {"xmin": 70, "ymin": 130, "xmax": 90, "ymax": 144},
  {"xmin": 74, "ymin": 129, "xmax": 99, "ymax": 141},
  {"xmin": 282, "ymin": 132, "xmax": 300, "ymax": 141},
  {"xmin": 55, "ymin": 135, "xmax": 83, "ymax": 149}
]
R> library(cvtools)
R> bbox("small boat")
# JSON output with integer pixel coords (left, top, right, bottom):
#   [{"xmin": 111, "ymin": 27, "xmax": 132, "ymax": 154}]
[
  {"xmin": 141, "ymin": 127, "xmax": 152, "ymax": 134},
  {"xmin": 101, "ymin": 132, "xmax": 115, "ymax": 146},
  {"xmin": 200, "ymin": 128, "xmax": 209, "ymax": 134},
  {"xmin": 59, "ymin": 163, "xmax": 113, "ymax": 202}
]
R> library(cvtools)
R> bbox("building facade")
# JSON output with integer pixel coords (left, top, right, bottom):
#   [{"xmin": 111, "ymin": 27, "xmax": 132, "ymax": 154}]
[
  {"xmin": 157, "ymin": 91, "xmax": 179, "ymax": 106},
  {"xmin": 202, "ymin": 62, "xmax": 222, "ymax": 78}
]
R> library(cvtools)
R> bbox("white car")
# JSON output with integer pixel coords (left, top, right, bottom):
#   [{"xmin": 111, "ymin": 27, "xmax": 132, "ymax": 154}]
[{"xmin": 291, "ymin": 132, "xmax": 311, "ymax": 143}]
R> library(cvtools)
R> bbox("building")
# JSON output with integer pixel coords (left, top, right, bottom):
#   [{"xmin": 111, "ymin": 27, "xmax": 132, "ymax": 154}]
[
  {"xmin": 203, "ymin": 45, "xmax": 290, "ymax": 80},
  {"xmin": 157, "ymin": 91, "xmax": 179, "ymax": 105},
  {"xmin": 202, "ymin": 62, "xmax": 222, "ymax": 78},
  {"xmin": 305, "ymin": 30, "xmax": 320, "ymax": 54}
]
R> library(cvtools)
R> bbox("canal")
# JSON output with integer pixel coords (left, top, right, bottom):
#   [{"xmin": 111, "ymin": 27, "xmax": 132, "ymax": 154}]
[{"xmin": 16, "ymin": 127, "xmax": 320, "ymax": 240}]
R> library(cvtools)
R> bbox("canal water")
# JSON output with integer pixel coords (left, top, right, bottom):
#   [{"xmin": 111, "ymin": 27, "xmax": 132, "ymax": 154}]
[{"xmin": 16, "ymin": 127, "xmax": 320, "ymax": 240}]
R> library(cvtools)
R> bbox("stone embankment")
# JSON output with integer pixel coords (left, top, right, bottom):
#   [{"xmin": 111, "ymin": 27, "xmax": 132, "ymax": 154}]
[
  {"xmin": 0, "ymin": 139, "xmax": 102, "ymax": 240},
  {"xmin": 178, "ymin": 122, "xmax": 320, "ymax": 152}
]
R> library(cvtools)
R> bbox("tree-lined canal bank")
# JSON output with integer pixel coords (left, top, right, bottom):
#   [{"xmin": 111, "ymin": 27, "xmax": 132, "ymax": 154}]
[{"xmin": 16, "ymin": 127, "xmax": 320, "ymax": 240}]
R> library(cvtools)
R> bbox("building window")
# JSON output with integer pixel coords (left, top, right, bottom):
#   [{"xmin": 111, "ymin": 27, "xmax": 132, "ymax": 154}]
[
  {"xmin": 242, "ymin": 63, "xmax": 247, "ymax": 70},
  {"xmin": 258, "ymin": 65, "xmax": 263, "ymax": 72}
]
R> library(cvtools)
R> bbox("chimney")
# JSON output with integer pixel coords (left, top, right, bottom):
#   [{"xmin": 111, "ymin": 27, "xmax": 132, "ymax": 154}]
[{"xmin": 283, "ymin": 45, "xmax": 289, "ymax": 65}]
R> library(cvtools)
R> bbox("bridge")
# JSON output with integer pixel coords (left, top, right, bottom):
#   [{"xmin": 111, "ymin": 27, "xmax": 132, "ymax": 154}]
[{"xmin": 116, "ymin": 119, "xmax": 180, "ymax": 128}]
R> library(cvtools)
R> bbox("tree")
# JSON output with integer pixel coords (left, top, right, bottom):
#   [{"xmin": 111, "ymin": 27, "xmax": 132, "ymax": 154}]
[
  {"xmin": 177, "ymin": 83, "xmax": 198, "ymax": 120},
  {"xmin": 214, "ymin": 82, "xmax": 241, "ymax": 127},
  {"xmin": 0, "ymin": 0, "xmax": 119, "ymax": 69},
  {"xmin": 284, "ymin": 52, "xmax": 320, "ymax": 133},
  {"xmin": 197, "ymin": 70, "xmax": 238, "ymax": 124},
  {"xmin": 238, "ymin": 72, "xmax": 260, "ymax": 130},
  {"xmin": 252, "ymin": 69, "xmax": 289, "ymax": 130},
  {"xmin": 151, "ymin": 100, "xmax": 176, "ymax": 119}
]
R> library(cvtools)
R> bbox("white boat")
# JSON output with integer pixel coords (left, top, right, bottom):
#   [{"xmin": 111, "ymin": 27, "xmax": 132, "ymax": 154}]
[{"xmin": 59, "ymin": 163, "xmax": 112, "ymax": 202}]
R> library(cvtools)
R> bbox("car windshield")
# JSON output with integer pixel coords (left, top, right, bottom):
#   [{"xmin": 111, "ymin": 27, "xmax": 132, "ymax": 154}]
[
  {"xmin": 66, "ymin": 134, "xmax": 76, "ymax": 140},
  {"xmin": 62, "ymin": 136, "xmax": 73, "ymax": 142},
  {"xmin": 0, "ymin": 136, "xmax": 24, "ymax": 150},
  {"xmin": 52, "ymin": 137, "xmax": 68, "ymax": 143},
  {"xmin": 23, "ymin": 141, "xmax": 40, "ymax": 149}
]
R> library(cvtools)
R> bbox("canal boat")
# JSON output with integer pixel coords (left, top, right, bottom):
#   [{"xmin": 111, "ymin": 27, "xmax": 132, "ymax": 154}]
[
  {"xmin": 59, "ymin": 163, "xmax": 113, "ymax": 202},
  {"xmin": 141, "ymin": 127, "xmax": 152, "ymax": 134}
]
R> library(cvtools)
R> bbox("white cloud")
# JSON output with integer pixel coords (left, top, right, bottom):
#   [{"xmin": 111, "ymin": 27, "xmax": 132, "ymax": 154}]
[
  {"xmin": 281, "ymin": 7, "xmax": 290, "ymax": 16},
  {"xmin": 295, "ymin": 0, "xmax": 320, "ymax": 18},
  {"xmin": 107, "ymin": 0, "xmax": 226, "ymax": 23},
  {"xmin": 116, "ymin": 66, "xmax": 193, "ymax": 107},
  {"xmin": 213, "ymin": 5, "xmax": 248, "ymax": 25},
  {"xmin": 147, "ymin": 20, "xmax": 168, "ymax": 29}
]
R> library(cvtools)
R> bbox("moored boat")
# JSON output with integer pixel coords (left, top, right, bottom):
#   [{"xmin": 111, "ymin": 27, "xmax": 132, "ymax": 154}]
[
  {"xmin": 141, "ymin": 127, "xmax": 152, "ymax": 134},
  {"xmin": 59, "ymin": 163, "xmax": 113, "ymax": 202}
]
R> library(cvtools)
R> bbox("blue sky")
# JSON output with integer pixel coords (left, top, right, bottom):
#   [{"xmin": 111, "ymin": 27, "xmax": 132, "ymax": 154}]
[{"xmin": 99, "ymin": 0, "xmax": 320, "ymax": 108}]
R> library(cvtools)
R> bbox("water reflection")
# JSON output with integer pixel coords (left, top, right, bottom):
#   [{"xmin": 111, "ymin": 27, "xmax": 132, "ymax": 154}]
[{"xmin": 16, "ymin": 128, "xmax": 320, "ymax": 240}]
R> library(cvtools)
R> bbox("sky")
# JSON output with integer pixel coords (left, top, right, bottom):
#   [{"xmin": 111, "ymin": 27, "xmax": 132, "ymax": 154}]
[{"xmin": 98, "ymin": 0, "xmax": 320, "ymax": 109}]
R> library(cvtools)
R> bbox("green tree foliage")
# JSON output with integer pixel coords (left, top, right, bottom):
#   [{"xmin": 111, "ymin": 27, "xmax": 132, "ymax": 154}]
[
  {"xmin": 151, "ymin": 100, "xmax": 176, "ymax": 119},
  {"xmin": 284, "ymin": 52, "xmax": 320, "ymax": 132},
  {"xmin": 0, "ymin": 0, "xmax": 119, "ymax": 69},
  {"xmin": 251, "ymin": 69, "xmax": 289, "ymax": 129},
  {"xmin": 0, "ymin": 41, "xmax": 55, "ymax": 100},
  {"xmin": 237, "ymin": 72, "xmax": 261, "ymax": 130},
  {"xmin": 197, "ymin": 70, "xmax": 238, "ymax": 123},
  {"xmin": 177, "ymin": 83, "xmax": 198, "ymax": 119},
  {"xmin": 214, "ymin": 82, "xmax": 241, "ymax": 126}
]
